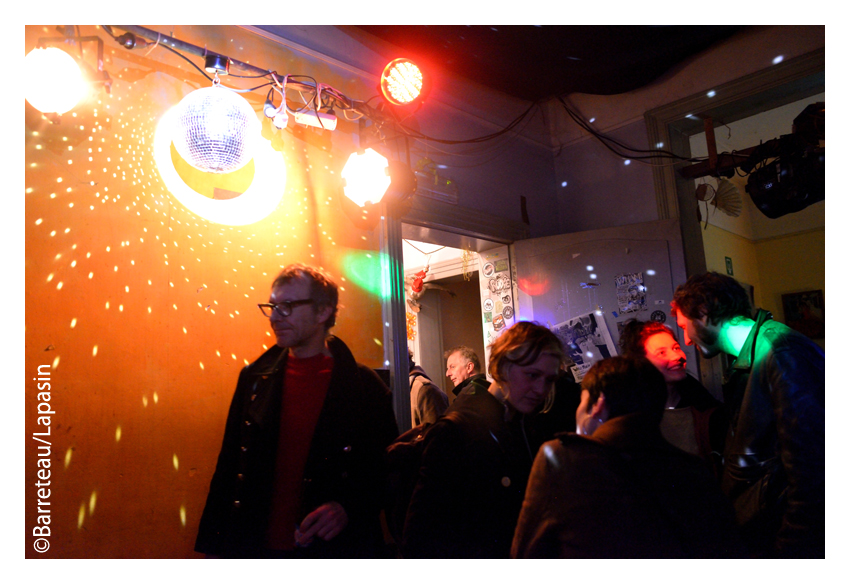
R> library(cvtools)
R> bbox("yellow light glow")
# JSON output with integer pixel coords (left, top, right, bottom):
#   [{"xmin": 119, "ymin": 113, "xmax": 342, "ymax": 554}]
[
  {"xmin": 77, "ymin": 503, "xmax": 86, "ymax": 529},
  {"xmin": 89, "ymin": 491, "xmax": 98, "ymax": 515},
  {"xmin": 341, "ymin": 148, "xmax": 391, "ymax": 207},
  {"xmin": 64, "ymin": 448, "xmax": 73, "ymax": 469},
  {"xmin": 25, "ymin": 47, "xmax": 88, "ymax": 114},
  {"xmin": 153, "ymin": 106, "xmax": 285, "ymax": 225},
  {"xmin": 172, "ymin": 454, "xmax": 179, "ymax": 471},
  {"xmin": 115, "ymin": 426, "xmax": 122, "ymax": 442},
  {"xmin": 180, "ymin": 505, "xmax": 187, "ymax": 527}
]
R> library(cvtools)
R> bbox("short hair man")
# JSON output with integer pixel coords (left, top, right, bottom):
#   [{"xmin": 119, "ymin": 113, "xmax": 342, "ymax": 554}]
[
  {"xmin": 512, "ymin": 357, "xmax": 744, "ymax": 558},
  {"xmin": 408, "ymin": 350, "xmax": 449, "ymax": 426},
  {"xmin": 195, "ymin": 264, "xmax": 399, "ymax": 558},
  {"xmin": 444, "ymin": 346, "xmax": 485, "ymax": 397},
  {"xmin": 671, "ymin": 272, "xmax": 825, "ymax": 558}
]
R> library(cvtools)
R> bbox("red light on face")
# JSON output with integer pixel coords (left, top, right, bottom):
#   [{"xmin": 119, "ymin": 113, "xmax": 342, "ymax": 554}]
[{"xmin": 380, "ymin": 58, "xmax": 424, "ymax": 106}]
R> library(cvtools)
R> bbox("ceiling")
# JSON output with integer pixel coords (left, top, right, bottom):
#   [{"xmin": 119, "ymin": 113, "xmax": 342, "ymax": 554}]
[{"xmin": 354, "ymin": 25, "xmax": 746, "ymax": 102}]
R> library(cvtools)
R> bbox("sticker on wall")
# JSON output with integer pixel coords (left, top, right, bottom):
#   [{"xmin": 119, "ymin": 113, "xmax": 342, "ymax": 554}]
[
  {"xmin": 488, "ymin": 273, "xmax": 511, "ymax": 294},
  {"xmin": 482, "ymin": 262, "xmax": 495, "ymax": 278},
  {"xmin": 483, "ymin": 298, "xmax": 494, "ymax": 312},
  {"xmin": 484, "ymin": 311, "xmax": 492, "ymax": 323},
  {"xmin": 614, "ymin": 272, "xmax": 646, "ymax": 314},
  {"xmin": 650, "ymin": 310, "xmax": 666, "ymax": 323},
  {"xmin": 503, "ymin": 306, "xmax": 514, "ymax": 320},
  {"xmin": 492, "ymin": 258, "xmax": 509, "ymax": 273},
  {"xmin": 493, "ymin": 314, "xmax": 506, "ymax": 331},
  {"xmin": 495, "ymin": 300, "xmax": 504, "ymax": 314},
  {"xmin": 502, "ymin": 294, "xmax": 512, "ymax": 305}
]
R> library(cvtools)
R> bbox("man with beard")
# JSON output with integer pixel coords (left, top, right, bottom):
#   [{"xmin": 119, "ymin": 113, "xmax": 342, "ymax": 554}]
[{"xmin": 671, "ymin": 272, "xmax": 824, "ymax": 558}]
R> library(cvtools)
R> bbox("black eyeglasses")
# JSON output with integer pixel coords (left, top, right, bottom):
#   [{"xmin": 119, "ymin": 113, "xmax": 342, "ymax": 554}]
[{"xmin": 258, "ymin": 299, "xmax": 314, "ymax": 317}]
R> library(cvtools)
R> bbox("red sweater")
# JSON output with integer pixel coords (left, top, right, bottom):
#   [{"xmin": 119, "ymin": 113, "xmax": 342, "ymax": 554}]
[{"xmin": 265, "ymin": 352, "xmax": 333, "ymax": 550}]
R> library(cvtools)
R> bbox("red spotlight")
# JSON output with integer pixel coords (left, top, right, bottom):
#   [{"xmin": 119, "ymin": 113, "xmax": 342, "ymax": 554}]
[{"xmin": 380, "ymin": 58, "xmax": 426, "ymax": 106}]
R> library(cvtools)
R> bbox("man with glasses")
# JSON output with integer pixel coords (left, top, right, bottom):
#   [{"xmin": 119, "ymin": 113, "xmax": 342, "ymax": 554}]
[{"xmin": 195, "ymin": 264, "xmax": 399, "ymax": 558}]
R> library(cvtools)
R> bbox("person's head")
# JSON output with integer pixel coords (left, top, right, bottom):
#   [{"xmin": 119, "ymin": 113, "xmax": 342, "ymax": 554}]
[
  {"xmin": 671, "ymin": 272, "xmax": 751, "ymax": 358},
  {"xmin": 408, "ymin": 348, "xmax": 416, "ymax": 369},
  {"xmin": 264, "ymin": 264, "xmax": 339, "ymax": 354},
  {"xmin": 618, "ymin": 319, "xmax": 687, "ymax": 387},
  {"xmin": 489, "ymin": 321, "xmax": 565, "ymax": 414},
  {"xmin": 444, "ymin": 346, "xmax": 481, "ymax": 386},
  {"xmin": 575, "ymin": 356, "xmax": 667, "ymax": 436}
]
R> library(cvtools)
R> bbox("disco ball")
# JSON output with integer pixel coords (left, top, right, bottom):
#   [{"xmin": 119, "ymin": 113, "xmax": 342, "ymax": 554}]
[{"xmin": 172, "ymin": 86, "xmax": 260, "ymax": 174}]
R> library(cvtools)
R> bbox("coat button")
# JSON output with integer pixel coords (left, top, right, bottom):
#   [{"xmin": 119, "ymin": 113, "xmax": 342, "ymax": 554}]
[
  {"xmin": 233, "ymin": 500, "xmax": 241, "ymax": 508},
  {"xmin": 501, "ymin": 476, "xmax": 511, "ymax": 487}
]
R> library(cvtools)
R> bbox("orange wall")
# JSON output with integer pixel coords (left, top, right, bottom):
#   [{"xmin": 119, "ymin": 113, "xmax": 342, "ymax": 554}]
[{"xmin": 25, "ymin": 25, "xmax": 386, "ymax": 558}]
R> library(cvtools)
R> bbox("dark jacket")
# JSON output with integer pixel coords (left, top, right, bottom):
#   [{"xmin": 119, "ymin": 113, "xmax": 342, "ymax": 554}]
[
  {"xmin": 401, "ymin": 378, "xmax": 537, "ymax": 558},
  {"xmin": 512, "ymin": 413, "xmax": 745, "ymax": 558},
  {"xmin": 721, "ymin": 309, "xmax": 825, "ymax": 558},
  {"xmin": 451, "ymin": 372, "xmax": 487, "ymax": 397},
  {"xmin": 194, "ymin": 336, "xmax": 399, "ymax": 558},
  {"xmin": 659, "ymin": 375, "xmax": 725, "ymax": 473}
]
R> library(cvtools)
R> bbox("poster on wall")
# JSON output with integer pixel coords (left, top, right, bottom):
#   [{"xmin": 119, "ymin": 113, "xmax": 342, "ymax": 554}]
[
  {"xmin": 477, "ymin": 247, "xmax": 516, "ymax": 376},
  {"xmin": 552, "ymin": 311, "xmax": 618, "ymax": 382},
  {"xmin": 615, "ymin": 272, "xmax": 646, "ymax": 314}
]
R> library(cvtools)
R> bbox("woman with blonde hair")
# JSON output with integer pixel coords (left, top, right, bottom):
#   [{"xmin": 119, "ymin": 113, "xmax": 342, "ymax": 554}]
[{"xmin": 401, "ymin": 321, "xmax": 564, "ymax": 558}]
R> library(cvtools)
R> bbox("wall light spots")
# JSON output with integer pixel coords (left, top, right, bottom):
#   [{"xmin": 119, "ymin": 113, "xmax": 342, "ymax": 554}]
[
  {"xmin": 77, "ymin": 503, "xmax": 86, "ymax": 529},
  {"xmin": 92, "ymin": 345, "xmax": 98, "ymax": 357},
  {"xmin": 153, "ymin": 392, "xmax": 158, "ymax": 404},
  {"xmin": 180, "ymin": 505, "xmax": 187, "ymax": 527},
  {"xmin": 52, "ymin": 356, "xmax": 60, "ymax": 369},
  {"xmin": 773, "ymin": 55, "xmax": 784, "ymax": 64},
  {"xmin": 115, "ymin": 426, "xmax": 122, "ymax": 442},
  {"xmin": 89, "ymin": 491, "xmax": 98, "ymax": 516},
  {"xmin": 142, "ymin": 395, "xmax": 148, "ymax": 407},
  {"xmin": 172, "ymin": 454, "xmax": 179, "ymax": 471},
  {"xmin": 64, "ymin": 447, "xmax": 73, "ymax": 469}
]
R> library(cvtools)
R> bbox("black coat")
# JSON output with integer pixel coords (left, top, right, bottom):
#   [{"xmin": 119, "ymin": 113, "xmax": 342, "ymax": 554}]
[
  {"xmin": 401, "ymin": 379, "xmax": 537, "ymax": 558},
  {"xmin": 194, "ymin": 336, "xmax": 399, "ymax": 558},
  {"xmin": 512, "ymin": 413, "xmax": 745, "ymax": 558}
]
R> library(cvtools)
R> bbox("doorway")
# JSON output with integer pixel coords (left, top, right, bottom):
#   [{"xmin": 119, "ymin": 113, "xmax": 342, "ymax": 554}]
[{"xmin": 402, "ymin": 236, "xmax": 494, "ymax": 402}]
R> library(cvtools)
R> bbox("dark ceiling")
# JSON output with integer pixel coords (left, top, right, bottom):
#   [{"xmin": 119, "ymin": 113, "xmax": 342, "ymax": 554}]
[{"xmin": 355, "ymin": 25, "xmax": 746, "ymax": 102}]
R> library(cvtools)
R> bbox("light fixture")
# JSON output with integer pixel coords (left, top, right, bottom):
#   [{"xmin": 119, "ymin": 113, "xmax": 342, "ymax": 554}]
[
  {"xmin": 341, "ymin": 148, "xmax": 416, "ymax": 208},
  {"xmin": 153, "ymin": 105, "xmax": 285, "ymax": 225},
  {"xmin": 204, "ymin": 53, "xmax": 230, "ymax": 75},
  {"xmin": 380, "ymin": 58, "xmax": 425, "ymax": 106},
  {"xmin": 24, "ymin": 46, "xmax": 88, "ymax": 114},
  {"xmin": 171, "ymin": 82, "xmax": 260, "ymax": 174}
]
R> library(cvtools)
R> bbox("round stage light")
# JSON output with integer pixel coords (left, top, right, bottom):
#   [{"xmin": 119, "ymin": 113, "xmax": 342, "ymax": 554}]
[
  {"xmin": 341, "ymin": 149, "xmax": 392, "ymax": 207},
  {"xmin": 380, "ymin": 58, "xmax": 424, "ymax": 106},
  {"xmin": 24, "ymin": 47, "xmax": 88, "ymax": 114}
]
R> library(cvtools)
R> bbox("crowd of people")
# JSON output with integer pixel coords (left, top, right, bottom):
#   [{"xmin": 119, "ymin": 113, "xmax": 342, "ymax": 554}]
[{"xmin": 195, "ymin": 264, "xmax": 825, "ymax": 559}]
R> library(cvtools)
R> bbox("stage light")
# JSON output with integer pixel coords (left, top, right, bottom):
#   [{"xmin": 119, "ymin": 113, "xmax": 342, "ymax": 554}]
[
  {"xmin": 171, "ymin": 84, "xmax": 260, "ymax": 174},
  {"xmin": 380, "ymin": 58, "xmax": 425, "ymax": 106},
  {"xmin": 24, "ymin": 47, "xmax": 88, "ymax": 114},
  {"xmin": 342, "ymin": 149, "xmax": 391, "ymax": 207},
  {"xmin": 341, "ymin": 148, "xmax": 416, "ymax": 208}
]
